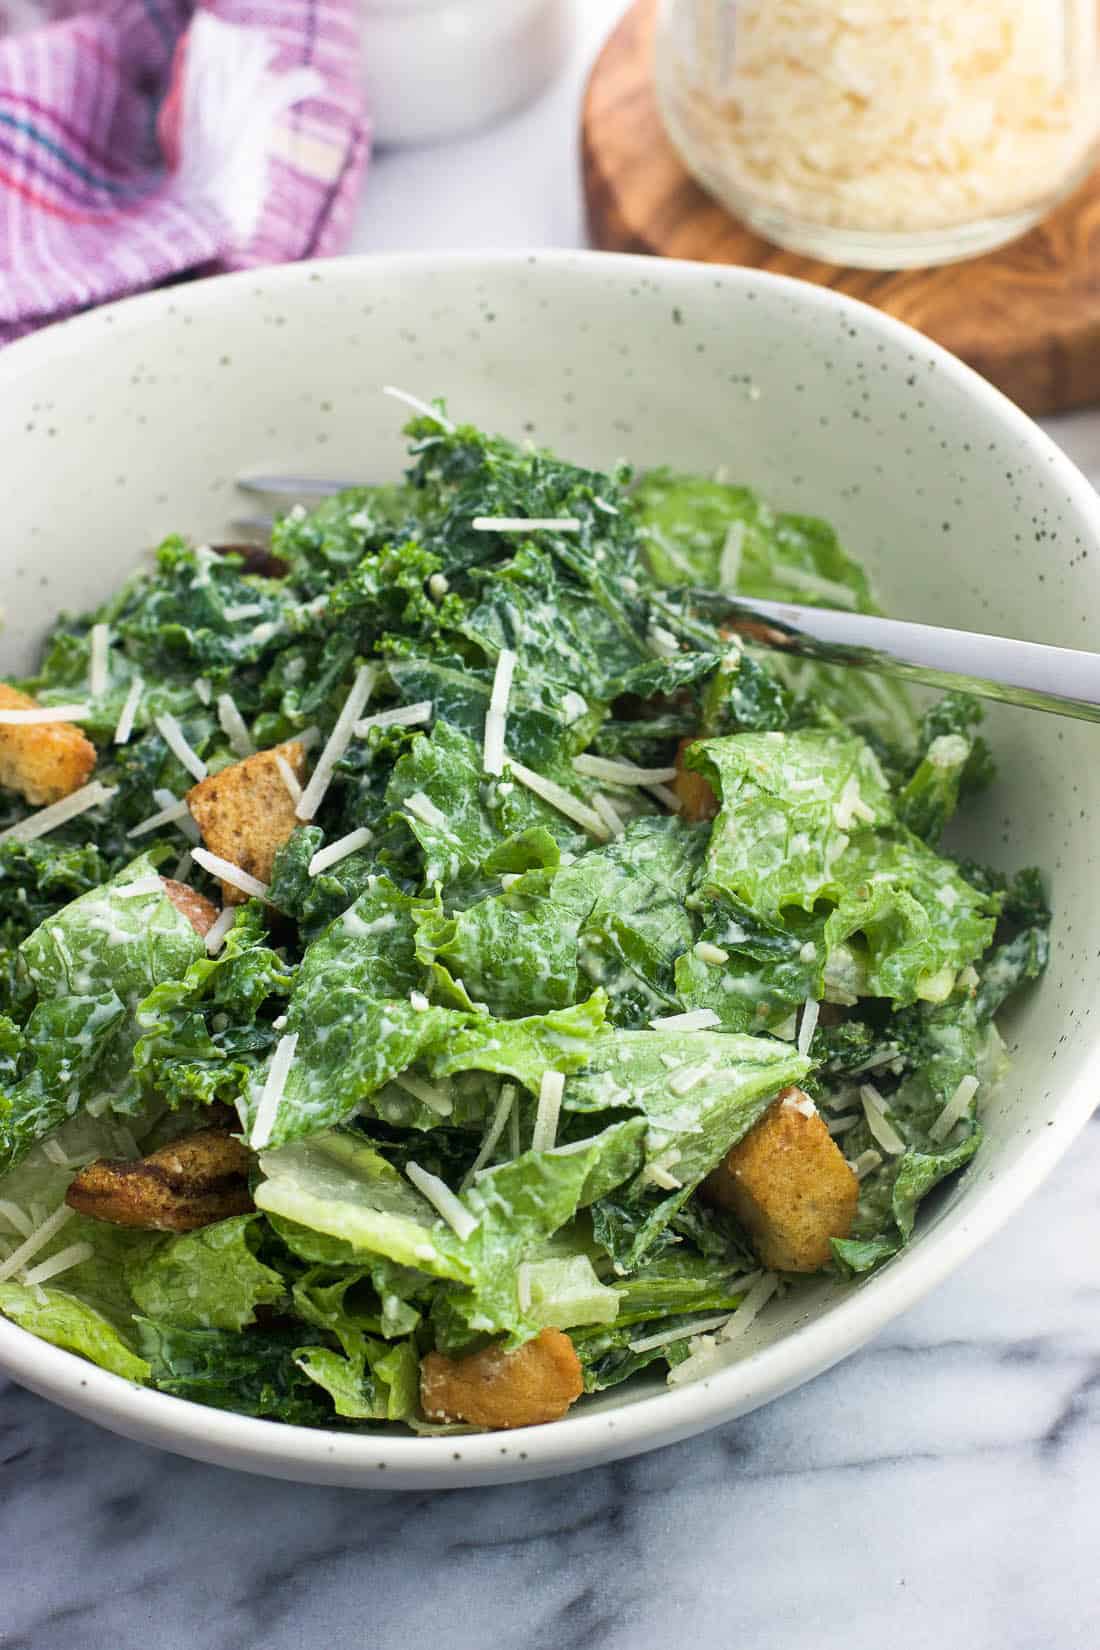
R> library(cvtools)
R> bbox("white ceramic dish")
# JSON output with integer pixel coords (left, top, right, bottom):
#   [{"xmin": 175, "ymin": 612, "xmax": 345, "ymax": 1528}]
[
  {"xmin": 359, "ymin": 0, "xmax": 571, "ymax": 145},
  {"xmin": 0, "ymin": 251, "xmax": 1096, "ymax": 1489}
]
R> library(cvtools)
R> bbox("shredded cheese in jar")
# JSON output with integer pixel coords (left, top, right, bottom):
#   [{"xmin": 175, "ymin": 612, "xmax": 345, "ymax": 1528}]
[{"xmin": 656, "ymin": 0, "xmax": 1100, "ymax": 251}]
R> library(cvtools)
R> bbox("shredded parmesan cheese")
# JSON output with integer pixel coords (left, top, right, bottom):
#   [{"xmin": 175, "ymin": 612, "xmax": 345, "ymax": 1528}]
[
  {"xmin": 116, "ymin": 874, "xmax": 167, "ymax": 900},
  {"xmin": 354, "ymin": 702, "xmax": 433, "ymax": 735},
  {"xmin": 715, "ymin": 1271, "xmax": 776, "ymax": 1341},
  {"xmin": 483, "ymin": 649, "xmax": 516, "ymax": 777},
  {"xmin": 592, "ymin": 793, "xmax": 625, "ymax": 839},
  {"xmin": 0, "ymin": 781, "xmax": 116, "ymax": 846},
  {"xmin": 383, "ymin": 384, "xmax": 455, "ymax": 433},
  {"xmin": 719, "ymin": 521, "xmax": 745, "ymax": 591},
  {"xmin": 859, "ymin": 1084, "xmax": 906, "ymax": 1155},
  {"xmin": 661, "ymin": 1, "xmax": 1099, "ymax": 235},
  {"xmin": 931, "ymin": 1074, "xmax": 980, "ymax": 1143},
  {"xmin": 223, "ymin": 603, "xmax": 264, "ymax": 622},
  {"xmin": 472, "ymin": 517, "xmax": 581, "ymax": 532},
  {"xmin": 394, "ymin": 1072, "xmax": 453, "ymax": 1117},
  {"xmin": 531, "ymin": 1070, "xmax": 565, "ymax": 1153},
  {"xmin": 274, "ymin": 754, "xmax": 303, "ymax": 805},
  {"xmin": 295, "ymin": 665, "xmax": 375, "ymax": 821},
  {"xmin": 629, "ymin": 1313, "xmax": 735, "ymax": 1355},
  {"xmin": 462, "ymin": 1084, "xmax": 517, "ymax": 1188},
  {"xmin": 249, "ymin": 1033, "xmax": 299, "ymax": 1150},
  {"xmin": 0, "ymin": 703, "xmax": 91, "ymax": 725},
  {"xmin": 0, "ymin": 1200, "xmax": 32, "ymax": 1237},
  {"xmin": 694, "ymin": 941, "xmax": 729, "ymax": 966},
  {"xmin": 404, "ymin": 791, "xmax": 449, "ymax": 832},
  {"xmin": 127, "ymin": 795, "xmax": 194, "ymax": 841},
  {"xmin": 154, "ymin": 713, "xmax": 208, "ymax": 782},
  {"xmin": 645, "ymin": 782, "xmax": 682, "ymax": 812},
  {"xmin": 193, "ymin": 677, "xmax": 212, "ymax": 706},
  {"xmin": 216, "ymin": 692, "xmax": 255, "ymax": 757},
  {"xmin": 308, "ymin": 827, "xmax": 373, "ymax": 877},
  {"xmin": 797, "ymin": 997, "xmax": 820, "ymax": 1056},
  {"xmin": 573, "ymin": 755, "xmax": 679, "ymax": 786},
  {"xmin": 204, "ymin": 907, "xmax": 236, "ymax": 956},
  {"xmin": 505, "ymin": 756, "xmax": 610, "ymax": 840},
  {"xmin": 88, "ymin": 623, "xmax": 110, "ymax": 697},
  {"xmin": 0, "ymin": 1203, "xmax": 74, "ymax": 1283},
  {"xmin": 849, "ymin": 1148, "xmax": 884, "ymax": 1181},
  {"xmin": 649, "ymin": 1008, "xmax": 720, "ymax": 1032},
  {"xmin": 113, "ymin": 676, "xmax": 144, "ymax": 745},
  {"xmin": 191, "ymin": 846, "xmax": 270, "ymax": 903},
  {"xmin": 405, "ymin": 1161, "xmax": 478, "ymax": 1241},
  {"xmin": 22, "ymin": 1240, "xmax": 94, "ymax": 1288}
]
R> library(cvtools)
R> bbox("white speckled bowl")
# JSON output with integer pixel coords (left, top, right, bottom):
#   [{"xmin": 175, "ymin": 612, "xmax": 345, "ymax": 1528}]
[{"xmin": 0, "ymin": 252, "xmax": 1096, "ymax": 1489}]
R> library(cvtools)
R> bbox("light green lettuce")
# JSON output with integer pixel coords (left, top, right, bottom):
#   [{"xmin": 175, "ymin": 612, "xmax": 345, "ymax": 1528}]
[
  {"xmin": 127, "ymin": 1214, "xmax": 286, "ymax": 1332},
  {"xmin": 0, "ymin": 857, "xmax": 205, "ymax": 1169}
]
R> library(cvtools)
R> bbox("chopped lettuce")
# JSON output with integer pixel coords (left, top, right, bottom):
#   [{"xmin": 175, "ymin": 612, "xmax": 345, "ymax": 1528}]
[
  {"xmin": 0, "ymin": 858, "xmax": 204, "ymax": 1170},
  {"xmin": 127, "ymin": 1215, "xmax": 286, "ymax": 1332},
  {"xmin": 0, "ymin": 1284, "xmax": 150, "ymax": 1381},
  {"xmin": 0, "ymin": 414, "xmax": 1051, "ymax": 1430}
]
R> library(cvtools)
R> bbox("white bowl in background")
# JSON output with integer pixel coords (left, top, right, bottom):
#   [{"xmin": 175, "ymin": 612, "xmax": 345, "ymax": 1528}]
[
  {"xmin": 0, "ymin": 251, "xmax": 1096, "ymax": 1488},
  {"xmin": 359, "ymin": 0, "xmax": 572, "ymax": 146}
]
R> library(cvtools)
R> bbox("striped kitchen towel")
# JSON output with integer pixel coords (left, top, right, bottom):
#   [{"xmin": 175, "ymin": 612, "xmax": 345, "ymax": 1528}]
[{"xmin": 0, "ymin": 0, "xmax": 369, "ymax": 342}]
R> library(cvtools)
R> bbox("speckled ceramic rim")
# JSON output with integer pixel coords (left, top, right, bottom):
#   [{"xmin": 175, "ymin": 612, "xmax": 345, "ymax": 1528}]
[{"xmin": 1, "ymin": 250, "xmax": 1098, "ymax": 1489}]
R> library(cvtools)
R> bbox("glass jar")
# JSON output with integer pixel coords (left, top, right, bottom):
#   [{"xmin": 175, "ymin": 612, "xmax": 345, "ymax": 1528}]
[{"xmin": 654, "ymin": 1, "xmax": 1100, "ymax": 268}]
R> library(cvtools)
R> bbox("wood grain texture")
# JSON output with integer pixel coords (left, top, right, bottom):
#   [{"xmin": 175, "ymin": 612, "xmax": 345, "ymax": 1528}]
[{"xmin": 583, "ymin": 0, "xmax": 1100, "ymax": 416}]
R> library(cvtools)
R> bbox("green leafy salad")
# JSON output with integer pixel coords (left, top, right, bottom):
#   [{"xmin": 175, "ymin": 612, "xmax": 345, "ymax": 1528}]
[{"xmin": 0, "ymin": 403, "xmax": 1050, "ymax": 1432}]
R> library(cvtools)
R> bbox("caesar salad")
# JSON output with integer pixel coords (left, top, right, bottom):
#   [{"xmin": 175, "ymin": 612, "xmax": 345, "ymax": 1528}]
[{"xmin": 0, "ymin": 401, "xmax": 1049, "ymax": 1431}]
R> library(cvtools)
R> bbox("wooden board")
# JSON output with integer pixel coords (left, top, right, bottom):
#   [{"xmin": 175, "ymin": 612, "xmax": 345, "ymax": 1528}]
[{"xmin": 582, "ymin": 0, "xmax": 1100, "ymax": 416}]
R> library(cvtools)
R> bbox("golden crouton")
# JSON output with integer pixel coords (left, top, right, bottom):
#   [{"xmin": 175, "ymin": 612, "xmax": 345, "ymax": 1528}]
[
  {"xmin": 673, "ymin": 736, "xmax": 718, "ymax": 823},
  {"xmin": 186, "ymin": 741, "xmax": 306, "ymax": 904},
  {"xmin": 65, "ymin": 1127, "xmax": 252, "ymax": 1232},
  {"xmin": 420, "ymin": 1327, "xmax": 584, "ymax": 1430},
  {"xmin": 704, "ymin": 1087, "xmax": 858, "ymax": 1272},
  {"xmin": 160, "ymin": 877, "xmax": 219, "ymax": 937},
  {"xmin": 0, "ymin": 683, "xmax": 96, "ymax": 806}
]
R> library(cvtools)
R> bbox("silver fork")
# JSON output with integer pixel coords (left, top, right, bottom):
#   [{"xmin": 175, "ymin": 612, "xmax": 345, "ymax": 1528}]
[
  {"xmin": 233, "ymin": 473, "xmax": 1100, "ymax": 724},
  {"xmin": 232, "ymin": 474, "xmax": 363, "ymax": 534}
]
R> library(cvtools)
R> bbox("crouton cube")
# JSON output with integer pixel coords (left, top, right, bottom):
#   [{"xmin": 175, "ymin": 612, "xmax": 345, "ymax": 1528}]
[
  {"xmin": 674, "ymin": 736, "xmax": 718, "ymax": 823},
  {"xmin": 0, "ymin": 683, "xmax": 96, "ymax": 806},
  {"xmin": 420, "ymin": 1327, "xmax": 583, "ymax": 1430},
  {"xmin": 160, "ymin": 877, "xmax": 219, "ymax": 937},
  {"xmin": 704, "ymin": 1087, "xmax": 858, "ymax": 1272},
  {"xmin": 65, "ymin": 1127, "xmax": 252, "ymax": 1231},
  {"xmin": 186, "ymin": 741, "xmax": 306, "ymax": 904}
]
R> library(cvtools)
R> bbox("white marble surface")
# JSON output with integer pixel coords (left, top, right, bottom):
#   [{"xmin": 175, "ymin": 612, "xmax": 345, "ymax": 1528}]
[{"xmin": 6, "ymin": 4, "xmax": 1100, "ymax": 1644}]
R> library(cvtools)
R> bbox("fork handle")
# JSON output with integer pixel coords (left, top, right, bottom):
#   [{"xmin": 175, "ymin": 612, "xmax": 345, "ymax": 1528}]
[{"xmin": 708, "ymin": 595, "xmax": 1100, "ymax": 724}]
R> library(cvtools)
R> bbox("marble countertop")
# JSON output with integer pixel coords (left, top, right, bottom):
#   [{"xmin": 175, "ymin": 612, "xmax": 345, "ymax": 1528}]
[{"xmin": 6, "ymin": 6, "xmax": 1100, "ymax": 1645}]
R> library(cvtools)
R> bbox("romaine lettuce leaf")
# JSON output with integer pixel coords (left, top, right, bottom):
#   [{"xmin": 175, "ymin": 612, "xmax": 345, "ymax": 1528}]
[
  {"xmin": 416, "ymin": 818, "xmax": 705, "ymax": 1023},
  {"xmin": 0, "ymin": 1284, "xmax": 150, "ymax": 1381},
  {"xmin": 0, "ymin": 858, "xmax": 205, "ymax": 1169},
  {"xmin": 255, "ymin": 1118, "xmax": 645, "ymax": 1350},
  {"xmin": 131, "ymin": 902, "xmax": 292, "ymax": 1111},
  {"xmin": 242, "ymin": 875, "xmax": 471, "ymax": 1149},
  {"xmin": 688, "ymin": 728, "xmax": 893, "ymax": 918},
  {"xmin": 567, "ymin": 1027, "xmax": 810, "ymax": 1193},
  {"xmin": 823, "ymin": 832, "xmax": 998, "ymax": 1007},
  {"xmin": 127, "ymin": 1215, "xmax": 286, "ymax": 1332}
]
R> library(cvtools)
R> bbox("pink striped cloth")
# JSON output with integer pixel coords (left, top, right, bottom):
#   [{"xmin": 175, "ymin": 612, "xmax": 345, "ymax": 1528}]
[{"xmin": 0, "ymin": 0, "xmax": 369, "ymax": 343}]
